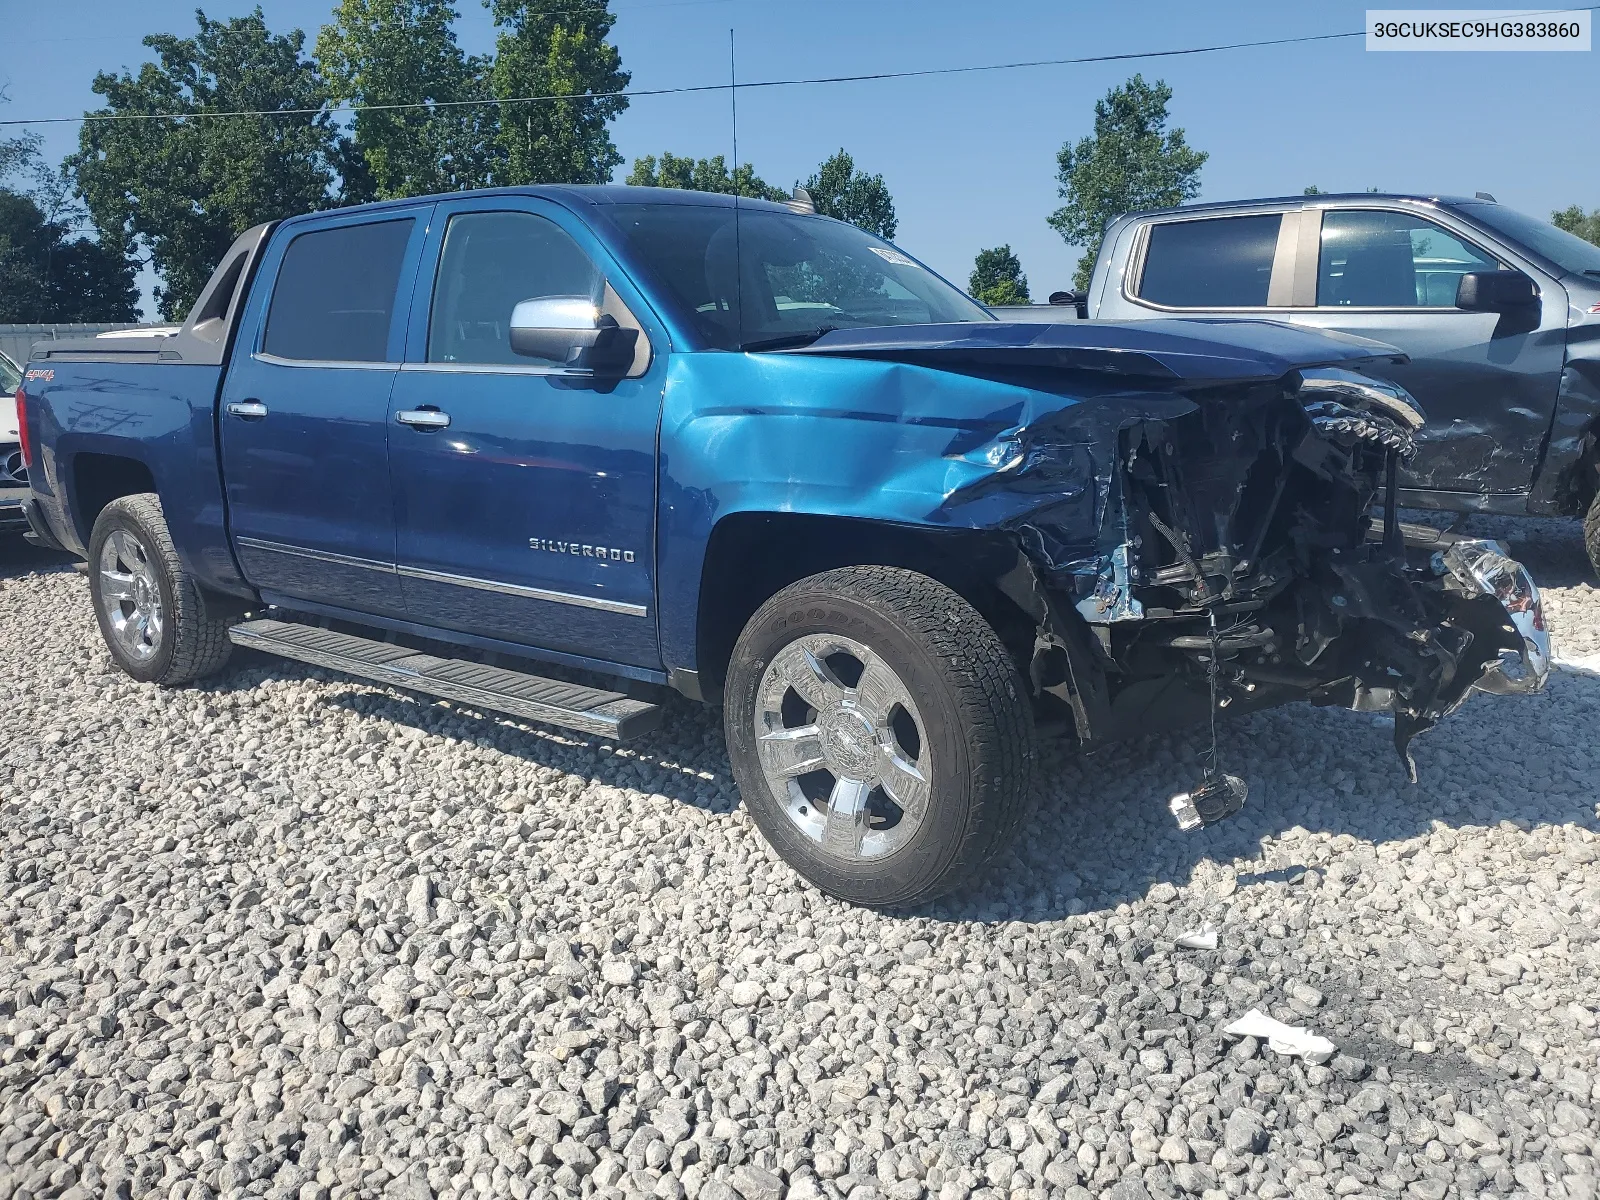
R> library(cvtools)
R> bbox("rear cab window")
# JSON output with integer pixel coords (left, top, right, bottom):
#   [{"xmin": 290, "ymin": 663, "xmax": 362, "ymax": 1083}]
[
  {"xmin": 263, "ymin": 219, "xmax": 415, "ymax": 361},
  {"xmin": 1135, "ymin": 214, "xmax": 1284, "ymax": 308}
]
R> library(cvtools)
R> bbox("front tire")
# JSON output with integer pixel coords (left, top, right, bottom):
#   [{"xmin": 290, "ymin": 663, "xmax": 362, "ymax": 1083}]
[
  {"xmin": 724, "ymin": 566, "xmax": 1038, "ymax": 908},
  {"xmin": 88, "ymin": 493, "xmax": 233, "ymax": 685}
]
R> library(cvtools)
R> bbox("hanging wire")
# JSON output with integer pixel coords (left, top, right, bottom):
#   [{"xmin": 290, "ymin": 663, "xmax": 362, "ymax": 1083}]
[
  {"xmin": 0, "ymin": 26, "xmax": 1379, "ymax": 127},
  {"xmin": 8, "ymin": 4, "xmax": 1593, "ymax": 127},
  {"xmin": 1204, "ymin": 607, "xmax": 1222, "ymax": 783}
]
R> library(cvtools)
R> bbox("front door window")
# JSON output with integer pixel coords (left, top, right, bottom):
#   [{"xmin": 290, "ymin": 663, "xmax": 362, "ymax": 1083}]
[
  {"xmin": 427, "ymin": 211, "xmax": 602, "ymax": 367},
  {"xmin": 1317, "ymin": 210, "xmax": 1500, "ymax": 307}
]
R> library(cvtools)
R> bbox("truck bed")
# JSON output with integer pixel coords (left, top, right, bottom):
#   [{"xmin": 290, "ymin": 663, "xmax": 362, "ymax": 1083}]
[{"xmin": 21, "ymin": 359, "xmax": 249, "ymax": 597}]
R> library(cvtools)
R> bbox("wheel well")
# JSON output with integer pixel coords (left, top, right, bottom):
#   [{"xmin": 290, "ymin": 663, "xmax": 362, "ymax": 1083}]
[
  {"xmin": 71, "ymin": 454, "xmax": 156, "ymax": 546},
  {"xmin": 695, "ymin": 512, "xmax": 1036, "ymax": 699}
]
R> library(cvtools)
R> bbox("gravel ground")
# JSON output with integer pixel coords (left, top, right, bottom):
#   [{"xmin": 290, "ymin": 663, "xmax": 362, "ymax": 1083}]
[{"xmin": 1, "ymin": 519, "xmax": 1597, "ymax": 1200}]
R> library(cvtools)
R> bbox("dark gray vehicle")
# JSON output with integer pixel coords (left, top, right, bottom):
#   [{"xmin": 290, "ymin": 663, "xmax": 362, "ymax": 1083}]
[{"xmin": 1083, "ymin": 194, "xmax": 1600, "ymax": 572}]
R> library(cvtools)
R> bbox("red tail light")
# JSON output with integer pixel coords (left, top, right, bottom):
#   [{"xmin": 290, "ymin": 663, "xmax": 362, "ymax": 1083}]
[{"xmin": 15, "ymin": 386, "xmax": 32, "ymax": 472}]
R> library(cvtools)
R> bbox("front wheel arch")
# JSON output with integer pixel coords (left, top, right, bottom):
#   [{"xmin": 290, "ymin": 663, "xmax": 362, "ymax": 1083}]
[{"xmin": 692, "ymin": 511, "xmax": 1035, "ymax": 701}]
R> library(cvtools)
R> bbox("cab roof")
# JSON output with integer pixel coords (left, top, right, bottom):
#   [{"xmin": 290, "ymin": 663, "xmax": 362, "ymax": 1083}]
[
  {"xmin": 1126, "ymin": 193, "xmax": 1486, "ymax": 220},
  {"xmin": 278, "ymin": 185, "xmax": 801, "ymax": 229}
]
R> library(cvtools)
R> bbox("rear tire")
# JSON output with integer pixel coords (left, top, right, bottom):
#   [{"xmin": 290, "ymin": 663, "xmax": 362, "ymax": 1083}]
[
  {"xmin": 1586, "ymin": 490, "xmax": 1600, "ymax": 581},
  {"xmin": 724, "ymin": 565, "xmax": 1038, "ymax": 908},
  {"xmin": 88, "ymin": 493, "xmax": 233, "ymax": 685}
]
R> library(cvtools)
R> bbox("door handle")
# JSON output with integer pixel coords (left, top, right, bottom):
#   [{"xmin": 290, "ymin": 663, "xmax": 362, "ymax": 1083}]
[
  {"xmin": 227, "ymin": 400, "xmax": 268, "ymax": 420},
  {"xmin": 396, "ymin": 409, "xmax": 451, "ymax": 430}
]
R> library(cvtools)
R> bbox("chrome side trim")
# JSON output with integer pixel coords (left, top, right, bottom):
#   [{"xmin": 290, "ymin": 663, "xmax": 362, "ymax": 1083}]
[
  {"xmin": 398, "ymin": 361, "xmax": 592, "ymax": 378},
  {"xmin": 253, "ymin": 353, "xmax": 396, "ymax": 371},
  {"xmin": 235, "ymin": 536, "xmax": 396, "ymax": 575},
  {"xmin": 235, "ymin": 537, "xmax": 648, "ymax": 616},
  {"xmin": 396, "ymin": 563, "xmax": 648, "ymax": 617}
]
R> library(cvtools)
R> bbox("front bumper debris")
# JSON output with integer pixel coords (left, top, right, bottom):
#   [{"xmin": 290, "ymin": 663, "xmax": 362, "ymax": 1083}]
[
  {"xmin": 1440, "ymin": 539, "xmax": 1551, "ymax": 697},
  {"xmin": 967, "ymin": 349, "xmax": 1551, "ymax": 795},
  {"xmin": 1168, "ymin": 772, "xmax": 1247, "ymax": 831}
]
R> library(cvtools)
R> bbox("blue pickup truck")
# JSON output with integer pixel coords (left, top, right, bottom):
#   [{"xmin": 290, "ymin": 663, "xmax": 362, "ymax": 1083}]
[{"xmin": 15, "ymin": 186, "xmax": 1550, "ymax": 906}]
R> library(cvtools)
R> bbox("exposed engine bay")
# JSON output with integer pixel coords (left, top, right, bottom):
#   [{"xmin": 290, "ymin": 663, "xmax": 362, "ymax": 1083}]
[{"xmin": 1005, "ymin": 366, "xmax": 1550, "ymax": 785}]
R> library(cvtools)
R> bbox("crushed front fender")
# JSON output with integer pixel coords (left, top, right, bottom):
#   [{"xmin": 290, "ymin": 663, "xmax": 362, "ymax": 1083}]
[{"xmin": 958, "ymin": 362, "xmax": 1550, "ymax": 779}]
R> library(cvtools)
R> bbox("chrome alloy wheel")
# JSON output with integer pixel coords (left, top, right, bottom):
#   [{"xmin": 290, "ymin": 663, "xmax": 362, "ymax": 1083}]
[
  {"xmin": 98, "ymin": 529, "xmax": 164, "ymax": 662},
  {"xmin": 754, "ymin": 634, "xmax": 931, "ymax": 861}
]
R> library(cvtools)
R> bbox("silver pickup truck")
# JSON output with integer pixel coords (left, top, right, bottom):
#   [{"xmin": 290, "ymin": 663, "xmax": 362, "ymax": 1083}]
[{"xmin": 1074, "ymin": 193, "xmax": 1600, "ymax": 575}]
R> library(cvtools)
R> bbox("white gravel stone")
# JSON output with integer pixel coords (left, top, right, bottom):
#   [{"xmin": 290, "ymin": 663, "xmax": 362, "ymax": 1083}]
[{"xmin": 2, "ymin": 519, "xmax": 1598, "ymax": 1200}]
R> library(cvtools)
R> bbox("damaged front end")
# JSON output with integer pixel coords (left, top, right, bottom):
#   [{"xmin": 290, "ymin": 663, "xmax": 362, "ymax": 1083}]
[{"xmin": 1007, "ymin": 364, "xmax": 1550, "ymax": 786}]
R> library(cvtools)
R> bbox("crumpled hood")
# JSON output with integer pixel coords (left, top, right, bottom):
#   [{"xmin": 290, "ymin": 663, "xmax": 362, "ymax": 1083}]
[{"xmin": 787, "ymin": 318, "xmax": 1407, "ymax": 383}]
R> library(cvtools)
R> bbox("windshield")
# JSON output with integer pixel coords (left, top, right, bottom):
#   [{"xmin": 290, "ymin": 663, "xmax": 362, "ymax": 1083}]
[
  {"xmin": 601, "ymin": 202, "xmax": 991, "ymax": 350},
  {"xmin": 1453, "ymin": 201, "xmax": 1600, "ymax": 278},
  {"xmin": 0, "ymin": 352, "xmax": 19, "ymax": 395}
]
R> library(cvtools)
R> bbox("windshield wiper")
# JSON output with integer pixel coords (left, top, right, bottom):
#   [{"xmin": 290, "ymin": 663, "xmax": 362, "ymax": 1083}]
[
  {"xmin": 1584, "ymin": 269, "xmax": 1600, "ymax": 278},
  {"xmin": 739, "ymin": 326, "xmax": 838, "ymax": 352}
]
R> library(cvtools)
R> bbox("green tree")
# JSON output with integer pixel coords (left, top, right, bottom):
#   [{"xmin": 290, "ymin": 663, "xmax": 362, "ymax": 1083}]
[
  {"xmin": 968, "ymin": 245, "xmax": 1029, "ymax": 306},
  {"xmin": 0, "ymin": 136, "xmax": 137, "ymax": 322},
  {"xmin": 1048, "ymin": 74, "xmax": 1207, "ymax": 290},
  {"xmin": 1553, "ymin": 205, "xmax": 1600, "ymax": 247},
  {"xmin": 0, "ymin": 192, "xmax": 139, "ymax": 322},
  {"xmin": 317, "ymin": 0, "xmax": 496, "ymax": 200},
  {"xmin": 1303, "ymin": 185, "xmax": 1323, "ymax": 195},
  {"xmin": 71, "ymin": 8, "xmax": 345, "ymax": 319},
  {"xmin": 803, "ymin": 150, "xmax": 897, "ymax": 239},
  {"xmin": 488, "ymin": 0, "xmax": 629, "ymax": 185},
  {"xmin": 625, "ymin": 152, "xmax": 785, "ymax": 200},
  {"xmin": 0, "ymin": 129, "xmax": 39, "ymax": 184}
]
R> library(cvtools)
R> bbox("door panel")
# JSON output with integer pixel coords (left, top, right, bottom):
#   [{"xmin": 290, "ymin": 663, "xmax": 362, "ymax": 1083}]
[
  {"xmin": 221, "ymin": 210, "xmax": 432, "ymax": 615},
  {"xmin": 388, "ymin": 200, "xmax": 665, "ymax": 669},
  {"xmin": 1284, "ymin": 208, "xmax": 1567, "ymax": 495},
  {"xmin": 223, "ymin": 359, "xmax": 402, "ymax": 613}
]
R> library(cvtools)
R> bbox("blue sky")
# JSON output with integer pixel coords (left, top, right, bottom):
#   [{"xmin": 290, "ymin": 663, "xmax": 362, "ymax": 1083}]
[{"xmin": 4, "ymin": 0, "xmax": 1596, "ymax": 313}]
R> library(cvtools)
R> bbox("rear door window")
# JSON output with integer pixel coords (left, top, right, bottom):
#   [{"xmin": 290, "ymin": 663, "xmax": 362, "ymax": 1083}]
[
  {"xmin": 263, "ymin": 219, "xmax": 414, "ymax": 361},
  {"xmin": 1317, "ymin": 210, "xmax": 1500, "ymax": 307},
  {"xmin": 1137, "ymin": 214, "xmax": 1283, "ymax": 308}
]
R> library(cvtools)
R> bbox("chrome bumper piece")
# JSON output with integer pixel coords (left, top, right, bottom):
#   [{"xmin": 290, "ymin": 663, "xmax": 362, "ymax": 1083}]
[{"xmin": 1439, "ymin": 539, "xmax": 1551, "ymax": 697}]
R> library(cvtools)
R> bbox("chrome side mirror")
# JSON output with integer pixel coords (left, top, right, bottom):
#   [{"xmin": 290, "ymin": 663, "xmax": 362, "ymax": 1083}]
[{"xmin": 509, "ymin": 296, "xmax": 639, "ymax": 375}]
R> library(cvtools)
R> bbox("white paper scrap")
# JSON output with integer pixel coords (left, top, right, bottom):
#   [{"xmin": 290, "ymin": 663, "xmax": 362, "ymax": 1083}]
[
  {"xmin": 1222, "ymin": 1008, "xmax": 1336, "ymax": 1059},
  {"xmin": 1554, "ymin": 653, "xmax": 1600, "ymax": 678}
]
